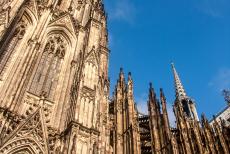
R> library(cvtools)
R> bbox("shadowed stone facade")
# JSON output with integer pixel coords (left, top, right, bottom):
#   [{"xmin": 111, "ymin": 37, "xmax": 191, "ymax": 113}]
[{"xmin": 0, "ymin": 0, "xmax": 229, "ymax": 154}]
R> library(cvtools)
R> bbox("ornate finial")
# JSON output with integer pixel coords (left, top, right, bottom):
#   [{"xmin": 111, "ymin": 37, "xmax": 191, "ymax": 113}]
[
  {"xmin": 149, "ymin": 82, "xmax": 155, "ymax": 98},
  {"xmin": 117, "ymin": 68, "xmax": 125, "ymax": 89},
  {"xmin": 160, "ymin": 88, "xmax": 166, "ymax": 100},
  {"xmin": 119, "ymin": 67, "xmax": 124, "ymax": 80},
  {"xmin": 128, "ymin": 72, "xmax": 132, "ymax": 80},
  {"xmin": 201, "ymin": 113, "xmax": 208, "ymax": 123},
  {"xmin": 160, "ymin": 88, "xmax": 163, "ymax": 94},
  {"xmin": 149, "ymin": 82, "xmax": 153, "ymax": 89},
  {"xmin": 120, "ymin": 67, "xmax": 123, "ymax": 73},
  {"xmin": 171, "ymin": 63, "xmax": 187, "ymax": 100},
  {"xmin": 127, "ymin": 72, "xmax": 133, "ymax": 96},
  {"xmin": 201, "ymin": 113, "xmax": 205, "ymax": 119}
]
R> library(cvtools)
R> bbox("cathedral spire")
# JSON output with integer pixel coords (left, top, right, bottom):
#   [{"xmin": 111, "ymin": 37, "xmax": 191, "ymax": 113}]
[
  {"xmin": 127, "ymin": 72, "xmax": 133, "ymax": 98},
  {"xmin": 171, "ymin": 63, "xmax": 187, "ymax": 100},
  {"xmin": 115, "ymin": 67, "xmax": 126, "ymax": 96},
  {"xmin": 171, "ymin": 63, "xmax": 199, "ymax": 121},
  {"xmin": 118, "ymin": 67, "xmax": 125, "ymax": 86}
]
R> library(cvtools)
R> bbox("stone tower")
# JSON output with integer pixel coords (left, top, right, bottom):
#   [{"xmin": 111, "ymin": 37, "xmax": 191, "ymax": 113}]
[
  {"xmin": 109, "ymin": 69, "xmax": 141, "ymax": 154},
  {"xmin": 0, "ymin": 0, "xmax": 110, "ymax": 153}
]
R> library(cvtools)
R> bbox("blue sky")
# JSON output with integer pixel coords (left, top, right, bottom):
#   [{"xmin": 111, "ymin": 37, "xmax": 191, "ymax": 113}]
[{"xmin": 104, "ymin": 0, "xmax": 230, "ymax": 123}]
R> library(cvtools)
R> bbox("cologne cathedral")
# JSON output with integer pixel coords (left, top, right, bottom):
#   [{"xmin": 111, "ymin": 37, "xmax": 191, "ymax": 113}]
[{"xmin": 0, "ymin": 0, "xmax": 229, "ymax": 153}]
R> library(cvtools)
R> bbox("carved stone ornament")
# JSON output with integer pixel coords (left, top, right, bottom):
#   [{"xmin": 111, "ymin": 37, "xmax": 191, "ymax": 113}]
[{"xmin": 0, "ymin": 108, "xmax": 49, "ymax": 154}]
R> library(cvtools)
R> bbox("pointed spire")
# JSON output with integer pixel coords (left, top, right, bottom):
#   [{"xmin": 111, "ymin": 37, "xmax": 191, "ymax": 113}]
[
  {"xmin": 128, "ymin": 72, "xmax": 132, "ymax": 81},
  {"xmin": 160, "ymin": 88, "xmax": 166, "ymax": 103},
  {"xmin": 127, "ymin": 72, "xmax": 133, "ymax": 88},
  {"xmin": 116, "ymin": 68, "xmax": 126, "ymax": 94},
  {"xmin": 160, "ymin": 88, "xmax": 171, "ymax": 140},
  {"xmin": 149, "ymin": 82, "xmax": 155, "ymax": 101},
  {"xmin": 148, "ymin": 83, "xmax": 161, "ymax": 116},
  {"xmin": 127, "ymin": 72, "xmax": 134, "ymax": 98},
  {"xmin": 148, "ymin": 83, "xmax": 157, "ymax": 111},
  {"xmin": 160, "ymin": 88, "xmax": 167, "ymax": 111},
  {"xmin": 148, "ymin": 83, "xmax": 162, "ymax": 153},
  {"xmin": 171, "ymin": 63, "xmax": 187, "ymax": 100},
  {"xmin": 119, "ymin": 67, "xmax": 124, "ymax": 80},
  {"xmin": 201, "ymin": 113, "xmax": 209, "ymax": 127},
  {"xmin": 118, "ymin": 68, "xmax": 125, "ymax": 85}
]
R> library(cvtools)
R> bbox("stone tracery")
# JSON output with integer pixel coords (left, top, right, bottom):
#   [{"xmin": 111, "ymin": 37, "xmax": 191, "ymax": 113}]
[
  {"xmin": 30, "ymin": 34, "xmax": 67, "ymax": 101},
  {"xmin": 0, "ymin": 16, "xmax": 28, "ymax": 78}
]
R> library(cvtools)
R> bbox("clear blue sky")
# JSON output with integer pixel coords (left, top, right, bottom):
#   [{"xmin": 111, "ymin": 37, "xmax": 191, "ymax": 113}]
[{"xmin": 104, "ymin": 0, "xmax": 230, "ymax": 121}]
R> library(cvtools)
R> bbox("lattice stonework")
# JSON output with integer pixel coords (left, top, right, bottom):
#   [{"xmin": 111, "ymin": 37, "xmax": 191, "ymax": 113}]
[
  {"xmin": 0, "ymin": 12, "xmax": 6, "ymax": 25},
  {"xmin": 0, "ymin": 10, "xmax": 7, "ymax": 37},
  {"xmin": 29, "ymin": 34, "xmax": 67, "ymax": 101},
  {"xmin": 0, "ymin": 108, "xmax": 49, "ymax": 154}
]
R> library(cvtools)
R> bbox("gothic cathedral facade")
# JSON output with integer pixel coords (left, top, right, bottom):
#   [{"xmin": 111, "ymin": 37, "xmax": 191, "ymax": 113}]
[
  {"xmin": 0, "ymin": 0, "xmax": 110, "ymax": 153},
  {"xmin": 0, "ymin": 0, "xmax": 229, "ymax": 154}
]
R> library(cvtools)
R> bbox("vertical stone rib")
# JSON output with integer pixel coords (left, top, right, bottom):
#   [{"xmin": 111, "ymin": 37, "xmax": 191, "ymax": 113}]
[
  {"xmin": 213, "ymin": 116, "xmax": 229, "ymax": 154},
  {"xmin": 201, "ymin": 114, "xmax": 217, "ymax": 154},
  {"xmin": 148, "ymin": 83, "xmax": 162, "ymax": 154},
  {"xmin": 160, "ymin": 88, "xmax": 171, "ymax": 141}
]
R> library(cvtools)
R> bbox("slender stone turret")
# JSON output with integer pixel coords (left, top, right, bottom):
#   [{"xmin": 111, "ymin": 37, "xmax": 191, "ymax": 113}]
[
  {"xmin": 126, "ymin": 72, "xmax": 141, "ymax": 154},
  {"xmin": 201, "ymin": 114, "xmax": 217, "ymax": 154},
  {"xmin": 112, "ymin": 69, "xmax": 141, "ymax": 154},
  {"xmin": 160, "ymin": 88, "xmax": 173, "ymax": 153},
  {"xmin": 115, "ymin": 68, "xmax": 126, "ymax": 154},
  {"xmin": 171, "ymin": 63, "xmax": 195, "ymax": 153},
  {"xmin": 213, "ymin": 116, "xmax": 229, "ymax": 154},
  {"xmin": 148, "ymin": 83, "xmax": 162, "ymax": 154},
  {"xmin": 160, "ymin": 88, "xmax": 171, "ymax": 141}
]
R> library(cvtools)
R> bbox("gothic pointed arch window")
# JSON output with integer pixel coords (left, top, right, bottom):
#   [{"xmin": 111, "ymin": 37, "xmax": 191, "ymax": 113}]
[
  {"xmin": 29, "ymin": 34, "xmax": 66, "ymax": 100},
  {"xmin": 0, "ymin": 15, "xmax": 29, "ymax": 78},
  {"xmin": 83, "ymin": 53, "xmax": 98, "ymax": 89}
]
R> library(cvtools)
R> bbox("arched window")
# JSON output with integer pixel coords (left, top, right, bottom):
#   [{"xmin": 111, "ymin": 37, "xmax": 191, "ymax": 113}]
[
  {"xmin": 0, "ymin": 16, "xmax": 28, "ymax": 77},
  {"xmin": 30, "ymin": 35, "xmax": 66, "ymax": 100},
  {"xmin": 83, "ymin": 61, "xmax": 97, "ymax": 89}
]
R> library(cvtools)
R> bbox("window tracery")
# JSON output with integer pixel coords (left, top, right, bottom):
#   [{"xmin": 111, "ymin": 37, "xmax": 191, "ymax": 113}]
[
  {"xmin": 0, "ymin": 0, "xmax": 11, "ymax": 11},
  {"xmin": 37, "ymin": 0, "xmax": 49, "ymax": 15},
  {"xmin": 78, "ymin": 87, "xmax": 96, "ymax": 127},
  {"xmin": 76, "ymin": 141, "xmax": 88, "ymax": 154},
  {"xmin": 0, "ymin": 16, "xmax": 28, "ymax": 78},
  {"xmin": 83, "ymin": 61, "xmax": 97, "ymax": 89},
  {"xmin": 0, "ymin": 11, "xmax": 7, "ymax": 27},
  {"xmin": 30, "ymin": 35, "xmax": 66, "ymax": 101}
]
